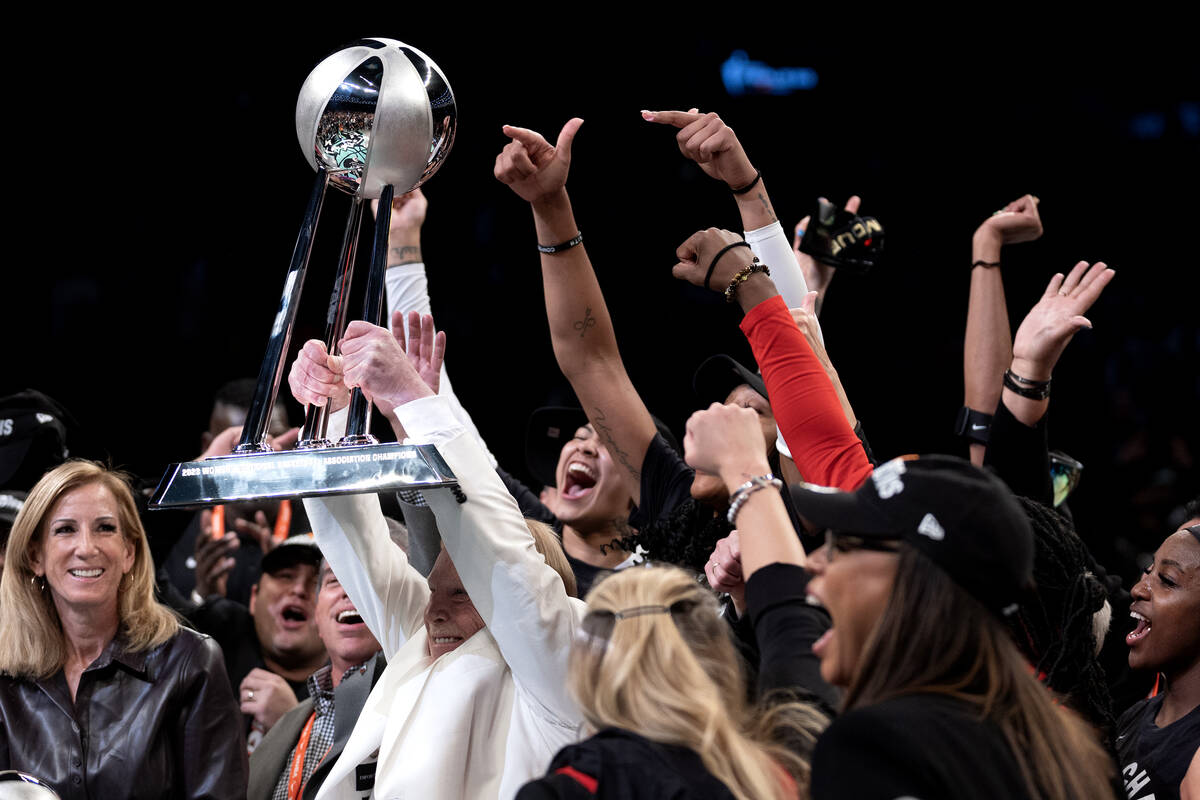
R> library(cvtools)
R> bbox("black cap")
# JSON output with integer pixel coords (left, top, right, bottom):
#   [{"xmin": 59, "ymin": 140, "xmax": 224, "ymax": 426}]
[
  {"xmin": 692, "ymin": 355, "xmax": 767, "ymax": 406},
  {"xmin": 0, "ymin": 390, "xmax": 77, "ymax": 490},
  {"xmin": 790, "ymin": 455, "xmax": 1034, "ymax": 616},
  {"xmin": 260, "ymin": 533, "xmax": 322, "ymax": 575},
  {"xmin": 525, "ymin": 406, "xmax": 679, "ymax": 488}
]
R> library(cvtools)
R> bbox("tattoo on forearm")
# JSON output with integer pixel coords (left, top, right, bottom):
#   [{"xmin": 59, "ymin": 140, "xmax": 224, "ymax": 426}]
[
  {"xmin": 573, "ymin": 306, "xmax": 597, "ymax": 338},
  {"xmin": 755, "ymin": 191, "xmax": 777, "ymax": 222},
  {"xmin": 389, "ymin": 245, "xmax": 421, "ymax": 265},
  {"xmin": 591, "ymin": 407, "xmax": 640, "ymax": 480}
]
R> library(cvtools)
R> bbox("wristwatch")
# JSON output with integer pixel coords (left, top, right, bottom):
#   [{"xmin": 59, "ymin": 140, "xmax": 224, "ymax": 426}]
[{"xmin": 954, "ymin": 406, "xmax": 993, "ymax": 446}]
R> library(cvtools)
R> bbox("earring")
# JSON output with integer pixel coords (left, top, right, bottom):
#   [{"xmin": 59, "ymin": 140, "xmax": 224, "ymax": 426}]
[{"xmin": 31, "ymin": 575, "xmax": 47, "ymax": 591}]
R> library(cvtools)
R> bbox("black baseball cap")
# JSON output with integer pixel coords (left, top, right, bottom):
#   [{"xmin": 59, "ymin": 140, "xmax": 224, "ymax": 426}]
[
  {"xmin": 525, "ymin": 406, "xmax": 680, "ymax": 488},
  {"xmin": 692, "ymin": 355, "xmax": 767, "ymax": 406},
  {"xmin": 260, "ymin": 532, "xmax": 322, "ymax": 575},
  {"xmin": 790, "ymin": 455, "xmax": 1034, "ymax": 616}
]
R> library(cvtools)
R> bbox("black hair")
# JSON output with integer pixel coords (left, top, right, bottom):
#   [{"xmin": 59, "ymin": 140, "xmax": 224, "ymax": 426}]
[
  {"xmin": 213, "ymin": 378, "xmax": 260, "ymax": 411},
  {"xmin": 1184, "ymin": 495, "xmax": 1200, "ymax": 523},
  {"xmin": 1008, "ymin": 497, "xmax": 1116, "ymax": 747}
]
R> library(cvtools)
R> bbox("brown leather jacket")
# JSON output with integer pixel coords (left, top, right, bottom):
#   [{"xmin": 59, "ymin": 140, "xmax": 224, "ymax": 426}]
[{"xmin": 0, "ymin": 626, "xmax": 247, "ymax": 799}]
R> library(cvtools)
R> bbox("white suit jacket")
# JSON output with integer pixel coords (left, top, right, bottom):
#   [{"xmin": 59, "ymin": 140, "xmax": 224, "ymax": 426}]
[{"xmin": 306, "ymin": 396, "xmax": 586, "ymax": 800}]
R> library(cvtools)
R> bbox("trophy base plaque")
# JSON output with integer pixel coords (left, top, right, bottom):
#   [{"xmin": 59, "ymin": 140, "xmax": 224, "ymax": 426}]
[{"xmin": 149, "ymin": 442, "xmax": 458, "ymax": 510}]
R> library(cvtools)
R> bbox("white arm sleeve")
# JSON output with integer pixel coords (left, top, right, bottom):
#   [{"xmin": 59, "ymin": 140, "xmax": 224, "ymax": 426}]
[
  {"xmin": 743, "ymin": 221, "xmax": 821, "ymax": 459},
  {"xmin": 385, "ymin": 263, "xmax": 497, "ymax": 467}
]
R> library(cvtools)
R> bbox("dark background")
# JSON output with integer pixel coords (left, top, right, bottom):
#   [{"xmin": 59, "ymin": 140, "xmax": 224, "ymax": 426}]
[{"xmin": 10, "ymin": 23, "xmax": 1198, "ymax": 583}]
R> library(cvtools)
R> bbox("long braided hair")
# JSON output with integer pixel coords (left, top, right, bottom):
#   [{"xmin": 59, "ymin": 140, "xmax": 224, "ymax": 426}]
[{"xmin": 1008, "ymin": 497, "xmax": 1116, "ymax": 746}]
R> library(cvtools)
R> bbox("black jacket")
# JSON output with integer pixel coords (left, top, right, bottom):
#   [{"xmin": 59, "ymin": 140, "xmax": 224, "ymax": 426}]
[
  {"xmin": 516, "ymin": 728, "xmax": 738, "ymax": 799},
  {"xmin": 0, "ymin": 627, "xmax": 247, "ymax": 799}
]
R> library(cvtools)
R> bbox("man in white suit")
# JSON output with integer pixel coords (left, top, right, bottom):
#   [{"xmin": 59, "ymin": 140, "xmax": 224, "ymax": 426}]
[{"xmin": 291, "ymin": 318, "xmax": 586, "ymax": 799}]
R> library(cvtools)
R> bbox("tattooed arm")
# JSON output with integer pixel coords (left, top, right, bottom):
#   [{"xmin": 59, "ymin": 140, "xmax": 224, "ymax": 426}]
[
  {"xmin": 642, "ymin": 109, "xmax": 814, "ymax": 311},
  {"xmin": 494, "ymin": 119, "xmax": 657, "ymax": 501}
]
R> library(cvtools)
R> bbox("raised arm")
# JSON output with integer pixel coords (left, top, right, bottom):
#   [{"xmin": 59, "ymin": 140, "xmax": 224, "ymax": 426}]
[
  {"xmin": 962, "ymin": 195, "xmax": 1043, "ymax": 464},
  {"xmin": 642, "ymin": 108, "xmax": 814, "ymax": 309},
  {"xmin": 290, "ymin": 328, "xmax": 431, "ymax": 655},
  {"xmin": 328, "ymin": 320, "xmax": 586, "ymax": 723},
  {"xmin": 378, "ymin": 189, "xmax": 496, "ymax": 464},
  {"xmin": 673, "ymin": 228, "xmax": 872, "ymax": 490},
  {"xmin": 494, "ymin": 119, "xmax": 657, "ymax": 499},
  {"xmin": 984, "ymin": 262, "xmax": 1114, "ymax": 502}
]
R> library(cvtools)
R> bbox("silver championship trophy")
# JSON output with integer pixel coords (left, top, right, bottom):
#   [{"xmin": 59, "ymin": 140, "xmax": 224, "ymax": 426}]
[{"xmin": 150, "ymin": 38, "xmax": 460, "ymax": 509}]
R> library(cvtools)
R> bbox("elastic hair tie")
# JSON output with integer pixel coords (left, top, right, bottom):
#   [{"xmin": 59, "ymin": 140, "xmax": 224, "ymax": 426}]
[{"xmin": 704, "ymin": 241, "xmax": 752, "ymax": 291}]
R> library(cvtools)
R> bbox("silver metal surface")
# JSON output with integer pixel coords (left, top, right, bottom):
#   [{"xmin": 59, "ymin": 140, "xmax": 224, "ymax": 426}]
[
  {"xmin": 295, "ymin": 38, "xmax": 456, "ymax": 198},
  {"xmin": 149, "ymin": 443, "xmax": 457, "ymax": 509}
]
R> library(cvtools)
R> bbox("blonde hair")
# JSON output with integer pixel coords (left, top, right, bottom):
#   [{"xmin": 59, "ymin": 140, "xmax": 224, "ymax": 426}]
[
  {"xmin": 0, "ymin": 460, "xmax": 179, "ymax": 678},
  {"xmin": 526, "ymin": 518, "xmax": 577, "ymax": 598},
  {"xmin": 570, "ymin": 565, "xmax": 822, "ymax": 800}
]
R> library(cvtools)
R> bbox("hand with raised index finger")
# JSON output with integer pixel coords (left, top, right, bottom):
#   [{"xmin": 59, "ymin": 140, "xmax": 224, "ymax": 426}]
[
  {"xmin": 643, "ymin": 109, "xmax": 757, "ymax": 189},
  {"xmin": 494, "ymin": 118, "xmax": 584, "ymax": 205},
  {"xmin": 1011, "ymin": 261, "xmax": 1115, "ymax": 380}
]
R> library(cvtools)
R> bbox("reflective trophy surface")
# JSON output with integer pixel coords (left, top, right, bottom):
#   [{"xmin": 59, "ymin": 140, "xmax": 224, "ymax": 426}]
[{"xmin": 151, "ymin": 39, "xmax": 460, "ymax": 509}]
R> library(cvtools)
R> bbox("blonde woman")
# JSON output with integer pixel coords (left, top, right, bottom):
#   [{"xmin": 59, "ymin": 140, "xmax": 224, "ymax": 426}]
[
  {"xmin": 0, "ymin": 460, "xmax": 247, "ymax": 799},
  {"xmin": 516, "ymin": 565, "xmax": 820, "ymax": 800}
]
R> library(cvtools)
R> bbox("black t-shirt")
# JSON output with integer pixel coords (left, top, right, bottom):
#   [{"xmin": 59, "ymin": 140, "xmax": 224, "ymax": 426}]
[
  {"xmin": 1117, "ymin": 694, "xmax": 1200, "ymax": 800},
  {"xmin": 810, "ymin": 694, "xmax": 1035, "ymax": 800}
]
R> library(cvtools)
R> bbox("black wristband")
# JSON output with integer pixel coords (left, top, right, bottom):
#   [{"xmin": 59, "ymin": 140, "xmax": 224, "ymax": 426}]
[
  {"xmin": 730, "ymin": 170, "xmax": 762, "ymax": 195},
  {"xmin": 1003, "ymin": 369, "xmax": 1051, "ymax": 400},
  {"xmin": 954, "ymin": 406, "xmax": 994, "ymax": 445},
  {"xmin": 537, "ymin": 231, "xmax": 583, "ymax": 254},
  {"xmin": 972, "ymin": 260, "xmax": 1001, "ymax": 269},
  {"xmin": 704, "ymin": 241, "xmax": 752, "ymax": 291}
]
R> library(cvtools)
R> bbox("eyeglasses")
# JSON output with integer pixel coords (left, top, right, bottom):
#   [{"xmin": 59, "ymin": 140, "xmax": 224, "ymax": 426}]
[
  {"xmin": 822, "ymin": 530, "xmax": 901, "ymax": 561},
  {"xmin": 575, "ymin": 602, "xmax": 692, "ymax": 651}
]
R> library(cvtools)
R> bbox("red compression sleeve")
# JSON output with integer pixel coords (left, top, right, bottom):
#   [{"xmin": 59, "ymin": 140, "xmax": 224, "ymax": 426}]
[{"xmin": 740, "ymin": 295, "xmax": 873, "ymax": 490}]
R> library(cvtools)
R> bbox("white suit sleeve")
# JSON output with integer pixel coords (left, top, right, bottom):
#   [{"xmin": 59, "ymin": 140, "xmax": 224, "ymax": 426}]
[
  {"xmin": 398, "ymin": 395, "xmax": 586, "ymax": 726},
  {"xmin": 385, "ymin": 264, "xmax": 497, "ymax": 467},
  {"xmin": 303, "ymin": 490, "xmax": 429, "ymax": 659}
]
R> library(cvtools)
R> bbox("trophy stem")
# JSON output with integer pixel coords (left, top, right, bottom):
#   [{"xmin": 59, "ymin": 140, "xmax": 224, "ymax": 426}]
[
  {"xmin": 236, "ymin": 166, "xmax": 331, "ymax": 454},
  {"xmin": 342, "ymin": 184, "xmax": 395, "ymax": 445},
  {"xmin": 298, "ymin": 195, "xmax": 365, "ymax": 449}
]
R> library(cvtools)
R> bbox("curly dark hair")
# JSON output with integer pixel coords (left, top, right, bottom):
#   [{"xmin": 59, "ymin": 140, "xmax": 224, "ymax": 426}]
[{"xmin": 1008, "ymin": 497, "xmax": 1116, "ymax": 747}]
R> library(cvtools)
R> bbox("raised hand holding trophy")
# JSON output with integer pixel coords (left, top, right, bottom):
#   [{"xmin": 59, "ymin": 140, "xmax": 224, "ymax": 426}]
[{"xmin": 151, "ymin": 39, "xmax": 459, "ymax": 509}]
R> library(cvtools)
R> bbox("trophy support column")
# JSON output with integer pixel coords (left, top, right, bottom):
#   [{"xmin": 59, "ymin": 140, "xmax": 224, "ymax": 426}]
[
  {"xmin": 341, "ymin": 183, "xmax": 394, "ymax": 446},
  {"xmin": 237, "ymin": 166, "xmax": 330, "ymax": 454},
  {"xmin": 297, "ymin": 195, "xmax": 365, "ymax": 449}
]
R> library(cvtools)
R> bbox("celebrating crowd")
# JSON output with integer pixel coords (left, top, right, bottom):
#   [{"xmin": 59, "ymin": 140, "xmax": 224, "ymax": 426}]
[{"xmin": 1, "ymin": 107, "xmax": 1197, "ymax": 800}]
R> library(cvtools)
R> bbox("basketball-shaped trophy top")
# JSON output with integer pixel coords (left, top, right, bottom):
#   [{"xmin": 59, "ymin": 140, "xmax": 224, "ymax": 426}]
[{"xmin": 295, "ymin": 38, "xmax": 456, "ymax": 198}]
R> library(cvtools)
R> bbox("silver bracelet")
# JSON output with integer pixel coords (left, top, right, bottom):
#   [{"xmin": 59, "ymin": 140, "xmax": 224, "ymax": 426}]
[{"xmin": 726, "ymin": 474, "xmax": 783, "ymax": 526}]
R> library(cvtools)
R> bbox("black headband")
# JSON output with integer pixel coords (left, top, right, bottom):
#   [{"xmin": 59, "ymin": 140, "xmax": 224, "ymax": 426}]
[{"xmin": 1186, "ymin": 524, "xmax": 1200, "ymax": 545}]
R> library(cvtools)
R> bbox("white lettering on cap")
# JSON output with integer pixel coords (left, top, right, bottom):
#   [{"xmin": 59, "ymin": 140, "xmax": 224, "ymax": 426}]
[
  {"xmin": 872, "ymin": 459, "xmax": 906, "ymax": 499},
  {"xmin": 0, "ymin": 419, "xmax": 11, "ymax": 437},
  {"xmin": 917, "ymin": 513, "xmax": 945, "ymax": 540},
  {"xmin": 35, "ymin": 413, "xmax": 54, "ymax": 424}
]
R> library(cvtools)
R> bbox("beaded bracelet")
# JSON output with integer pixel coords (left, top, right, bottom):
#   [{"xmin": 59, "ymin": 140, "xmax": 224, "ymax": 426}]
[
  {"xmin": 727, "ymin": 474, "xmax": 784, "ymax": 526},
  {"xmin": 537, "ymin": 231, "xmax": 583, "ymax": 254},
  {"xmin": 724, "ymin": 259, "xmax": 771, "ymax": 303}
]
